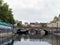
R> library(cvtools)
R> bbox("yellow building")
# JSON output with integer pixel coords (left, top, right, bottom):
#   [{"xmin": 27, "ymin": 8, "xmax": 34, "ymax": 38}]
[{"xmin": 47, "ymin": 15, "xmax": 60, "ymax": 28}]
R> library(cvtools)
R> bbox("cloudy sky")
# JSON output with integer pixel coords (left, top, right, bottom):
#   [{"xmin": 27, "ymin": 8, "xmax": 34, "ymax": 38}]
[{"xmin": 4, "ymin": 0, "xmax": 60, "ymax": 23}]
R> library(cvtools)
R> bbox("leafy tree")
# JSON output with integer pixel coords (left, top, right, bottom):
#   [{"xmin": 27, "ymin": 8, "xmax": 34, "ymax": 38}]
[
  {"xmin": 40, "ymin": 23, "xmax": 47, "ymax": 28},
  {"xmin": 17, "ymin": 23, "xmax": 23, "ymax": 27},
  {"xmin": 0, "ymin": 0, "xmax": 15, "ymax": 25}
]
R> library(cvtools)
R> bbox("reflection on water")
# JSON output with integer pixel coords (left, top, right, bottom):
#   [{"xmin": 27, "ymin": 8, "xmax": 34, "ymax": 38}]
[
  {"xmin": 10, "ymin": 34, "xmax": 60, "ymax": 45},
  {"xmin": 2, "ymin": 34, "xmax": 60, "ymax": 45}
]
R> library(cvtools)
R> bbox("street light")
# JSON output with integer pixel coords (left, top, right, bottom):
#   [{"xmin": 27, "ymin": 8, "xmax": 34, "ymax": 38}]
[
  {"xmin": 57, "ymin": 21, "xmax": 58, "ymax": 31},
  {"xmin": 56, "ymin": 18, "xmax": 59, "ymax": 31}
]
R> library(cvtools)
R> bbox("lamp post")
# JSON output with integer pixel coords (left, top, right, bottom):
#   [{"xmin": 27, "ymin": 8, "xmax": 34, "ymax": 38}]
[
  {"xmin": 52, "ymin": 23, "xmax": 54, "ymax": 33},
  {"xmin": 56, "ymin": 18, "xmax": 58, "ymax": 31},
  {"xmin": 57, "ymin": 21, "xmax": 58, "ymax": 31}
]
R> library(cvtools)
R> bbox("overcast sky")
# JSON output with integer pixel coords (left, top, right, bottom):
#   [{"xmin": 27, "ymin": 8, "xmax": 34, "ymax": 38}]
[{"xmin": 4, "ymin": 0, "xmax": 60, "ymax": 23}]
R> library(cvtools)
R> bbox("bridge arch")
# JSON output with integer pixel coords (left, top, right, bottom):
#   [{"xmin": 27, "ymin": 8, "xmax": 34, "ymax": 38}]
[
  {"xmin": 43, "ymin": 30, "xmax": 48, "ymax": 35},
  {"xmin": 28, "ymin": 30, "xmax": 38, "ymax": 35}
]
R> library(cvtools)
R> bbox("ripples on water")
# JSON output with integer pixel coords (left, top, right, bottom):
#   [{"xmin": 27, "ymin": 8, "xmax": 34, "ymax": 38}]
[
  {"xmin": 13, "ymin": 38, "xmax": 51, "ymax": 45},
  {"xmin": 12, "ymin": 34, "xmax": 60, "ymax": 45},
  {"xmin": 1, "ymin": 34, "xmax": 60, "ymax": 45}
]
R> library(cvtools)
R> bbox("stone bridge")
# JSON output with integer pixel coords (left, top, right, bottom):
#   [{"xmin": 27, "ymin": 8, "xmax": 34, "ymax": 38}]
[{"xmin": 16, "ymin": 28, "xmax": 48, "ymax": 35}]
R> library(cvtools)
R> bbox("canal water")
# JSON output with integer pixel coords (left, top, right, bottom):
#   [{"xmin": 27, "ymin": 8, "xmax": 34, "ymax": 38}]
[
  {"xmin": 1, "ymin": 34, "xmax": 60, "ymax": 45},
  {"xmin": 12, "ymin": 34, "xmax": 60, "ymax": 45}
]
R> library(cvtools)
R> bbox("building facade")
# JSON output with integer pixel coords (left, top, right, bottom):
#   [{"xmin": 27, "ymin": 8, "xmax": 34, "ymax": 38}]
[
  {"xmin": 47, "ymin": 15, "xmax": 60, "ymax": 28},
  {"xmin": 30, "ymin": 22, "xmax": 41, "ymax": 28}
]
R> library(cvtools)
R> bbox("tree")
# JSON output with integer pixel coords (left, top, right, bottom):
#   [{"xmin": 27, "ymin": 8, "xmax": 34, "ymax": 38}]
[
  {"xmin": 0, "ymin": 0, "xmax": 15, "ymax": 25},
  {"xmin": 40, "ymin": 23, "xmax": 47, "ymax": 28},
  {"xmin": 17, "ymin": 23, "xmax": 23, "ymax": 27}
]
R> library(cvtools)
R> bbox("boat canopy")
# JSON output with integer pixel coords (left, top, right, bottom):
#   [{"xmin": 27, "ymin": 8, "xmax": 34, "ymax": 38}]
[{"xmin": 0, "ymin": 21, "xmax": 12, "ymax": 29}]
